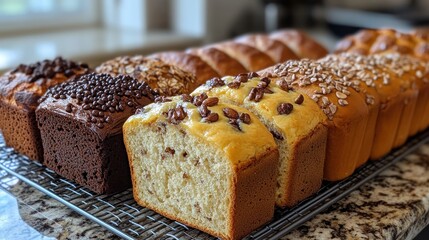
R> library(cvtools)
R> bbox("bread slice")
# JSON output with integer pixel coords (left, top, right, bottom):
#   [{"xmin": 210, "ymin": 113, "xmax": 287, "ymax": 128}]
[
  {"xmin": 193, "ymin": 74, "xmax": 327, "ymax": 207},
  {"xmin": 123, "ymin": 97, "xmax": 279, "ymax": 240}
]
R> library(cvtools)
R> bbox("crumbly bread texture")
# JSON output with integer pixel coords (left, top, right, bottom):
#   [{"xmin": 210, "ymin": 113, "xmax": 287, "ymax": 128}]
[
  {"xmin": 123, "ymin": 97, "xmax": 279, "ymax": 240},
  {"xmin": 212, "ymin": 41, "xmax": 275, "ymax": 72},
  {"xmin": 186, "ymin": 47, "xmax": 248, "ymax": 76},
  {"xmin": 269, "ymin": 29, "xmax": 328, "ymax": 59},
  {"xmin": 335, "ymin": 28, "xmax": 429, "ymax": 61},
  {"xmin": 0, "ymin": 57, "xmax": 90, "ymax": 161},
  {"xmin": 147, "ymin": 51, "xmax": 219, "ymax": 89},
  {"xmin": 261, "ymin": 59, "xmax": 370, "ymax": 181},
  {"xmin": 235, "ymin": 34, "xmax": 299, "ymax": 62},
  {"xmin": 193, "ymin": 74, "xmax": 327, "ymax": 207},
  {"xmin": 36, "ymin": 73, "xmax": 156, "ymax": 193},
  {"xmin": 95, "ymin": 56, "xmax": 197, "ymax": 96}
]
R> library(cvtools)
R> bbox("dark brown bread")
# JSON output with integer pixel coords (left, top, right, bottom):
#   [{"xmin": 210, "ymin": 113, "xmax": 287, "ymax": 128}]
[
  {"xmin": 36, "ymin": 73, "xmax": 156, "ymax": 193},
  {"xmin": 0, "ymin": 57, "xmax": 90, "ymax": 161}
]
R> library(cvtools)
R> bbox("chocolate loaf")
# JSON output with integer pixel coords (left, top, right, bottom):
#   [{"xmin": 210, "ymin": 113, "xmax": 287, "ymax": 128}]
[
  {"xmin": 36, "ymin": 73, "xmax": 156, "ymax": 193},
  {"xmin": 0, "ymin": 57, "xmax": 90, "ymax": 162}
]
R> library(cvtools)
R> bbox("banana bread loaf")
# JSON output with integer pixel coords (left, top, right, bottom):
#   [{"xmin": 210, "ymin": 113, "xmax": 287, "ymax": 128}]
[
  {"xmin": 36, "ymin": 73, "xmax": 156, "ymax": 193},
  {"xmin": 192, "ymin": 74, "xmax": 327, "ymax": 207},
  {"xmin": 123, "ymin": 96, "xmax": 279, "ymax": 240},
  {"xmin": 0, "ymin": 57, "xmax": 90, "ymax": 161}
]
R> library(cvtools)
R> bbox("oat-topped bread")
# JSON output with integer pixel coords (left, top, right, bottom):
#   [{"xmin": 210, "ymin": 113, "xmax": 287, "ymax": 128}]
[
  {"xmin": 269, "ymin": 29, "xmax": 328, "ymax": 59},
  {"xmin": 193, "ymin": 73, "xmax": 327, "ymax": 207},
  {"xmin": 335, "ymin": 28, "xmax": 429, "ymax": 61},
  {"xmin": 0, "ymin": 57, "xmax": 90, "ymax": 161},
  {"xmin": 212, "ymin": 41, "xmax": 275, "ymax": 72},
  {"xmin": 95, "ymin": 56, "xmax": 197, "ymax": 96},
  {"xmin": 319, "ymin": 54, "xmax": 422, "ymax": 160},
  {"xmin": 123, "ymin": 96, "xmax": 279, "ymax": 240},
  {"xmin": 186, "ymin": 47, "xmax": 248, "ymax": 76},
  {"xmin": 260, "ymin": 59, "xmax": 369, "ymax": 181},
  {"xmin": 147, "ymin": 51, "xmax": 219, "ymax": 88},
  {"xmin": 235, "ymin": 34, "xmax": 299, "ymax": 62},
  {"xmin": 36, "ymin": 73, "xmax": 156, "ymax": 194}
]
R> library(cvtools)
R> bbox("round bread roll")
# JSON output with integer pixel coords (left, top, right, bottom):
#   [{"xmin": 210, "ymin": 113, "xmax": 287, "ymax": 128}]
[
  {"xmin": 186, "ymin": 47, "xmax": 247, "ymax": 76},
  {"xmin": 262, "ymin": 59, "xmax": 369, "ymax": 181},
  {"xmin": 96, "ymin": 56, "xmax": 197, "ymax": 96},
  {"xmin": 269, "ymin": 29, "xmax": 328, "ymax": 59},
  {"xmin": 234, "ymin": 34, "xmax": 299, "ymax": 62},
  {"xmin": 211, "ymin": 41, "xmax": 275, "ymax": 72},
  {"xmin": 147, "ymin": 51, "xmax": 220, "ymax": 89}
]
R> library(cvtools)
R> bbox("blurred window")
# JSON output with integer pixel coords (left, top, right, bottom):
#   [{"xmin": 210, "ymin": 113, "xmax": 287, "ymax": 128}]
[{"xmin": 0, "ymin": 0, "xmax": 98, "ymax": 33}]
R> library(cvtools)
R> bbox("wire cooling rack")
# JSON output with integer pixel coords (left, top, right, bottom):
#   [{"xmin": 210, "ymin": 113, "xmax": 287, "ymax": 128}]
[{"xmin": 1, "ymin": 130, "xmax": 429, "ymax": 240}]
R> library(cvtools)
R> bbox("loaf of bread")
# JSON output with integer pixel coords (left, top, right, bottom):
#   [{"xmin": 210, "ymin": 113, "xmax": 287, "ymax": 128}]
[
  {"xmin": 147, "ymin": 51, "xmax": 219, "ymax": 89},
  {"xmin": 123, "ymin": 96, "xmax": 279, "ymax": 240},
  {"xmin": 335, "ymin": 28, "xmax": 429, "ymax": 61},
  {"xmin": 0, "ymin": 57, "xmax": 90, "ymax": 161},
  {"xmin": 261, "ymin": 59, "xmax": 370, "ymax": 181},
  {"xmin": 186, "ymin": 47, "xmax": 248, "ymax": 76},
  {"xmin": 269, "ymin": 29, "xmax": 328, "ymax": 59},
  {"xmin": 212, "ymin": 41, "xmax": 275, "ymax": 72},
  {"xmin": 95, "ymin": 56, "xmax": 197, "ymax": 96},
  {"xmin": 192, "ymin": 74, "xmax": 327, "ymax": 207},
  {"xmin": 36, "ymin": 73, "xmax": 157, "ymax": 194},
  {"xmin": 235, "ymin": 34, "xmax": 299, "ymax": 62}
]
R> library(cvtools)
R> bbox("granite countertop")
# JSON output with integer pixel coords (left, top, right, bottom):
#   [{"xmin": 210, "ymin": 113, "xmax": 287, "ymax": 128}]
[{"xmin": 1, "ymin": 143, "xmax": 429, "ymax": 239}]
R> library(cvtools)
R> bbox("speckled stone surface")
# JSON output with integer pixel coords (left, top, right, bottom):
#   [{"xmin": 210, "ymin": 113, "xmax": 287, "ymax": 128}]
[{"xmin": 1, "ymin": 144, "xmax": 429, "ymax": 239}]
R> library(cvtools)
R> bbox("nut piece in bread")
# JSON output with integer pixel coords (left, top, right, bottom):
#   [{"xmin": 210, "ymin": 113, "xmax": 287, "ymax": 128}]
[
  {"xmin": 36, "ymin": 73, "xmax": 156, "ymax": 194},
  {"xmin": 0, "ymin": 57, "xmax": 90, "ymax": 161},
  {"xmin": 147, "ymin": 51, "xmax": 219, "ymax": 89},
  {"xmin": 269, "ymin": 29, "xmax": 328, "ymax": 59},
  {"xmin": 235, "ymin": 34, "xmax": 299, "ymax": 62},
  {"xmin": 262, "ymin": 59, "xmax": 369, "ymax": 181},
  {"xmin": 96, "ymin": 56, "xmax": 197, "ymax": 96},
  {"xmin": 123, "ymin": 96, "xmax": 279, "ymax": 240},
  {"xmin": 193, "ymin": 74, "xmax": 327, "ymax": 207},
  {"xmin": 186, "ymin": 47, "xmax": 248, "ymax": 76},
  {"xmin": 212, "ymin": 41, "xmax": 275, "ymax": 72}
]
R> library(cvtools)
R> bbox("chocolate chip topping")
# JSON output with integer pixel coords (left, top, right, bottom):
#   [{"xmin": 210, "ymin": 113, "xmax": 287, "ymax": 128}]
[
  {"xmin": 11, "ymin": 56, "xmax": 89, "ymax": 83},
  {"xmin": 228, "ymin": 119, "xmax": 241, "ymax": 131},
  {"xmin": 167, "ymin": 106, "xmax": 187, "ymax": 124},
  {"xmin": 181, "ymin": 94, "xmax": 193, "ymax": 102},
  {"xmin": 202, "ymin": 97, "xmax": 219, "ymax": 107},
  {"xmin": 277, "ymin": 103, "xmax": 294, "ymax": 115},
  {"xmin": 222, "ymin": 107, "xmax": 239, "ymax": 119},
  {"xmin": 205, "ymin": 77, "xmax": 225, "ymax": 88},
  {"xmin": 192, "ymin": 92, "xmax": 208, "ymax": 106},
  {"xmin": 198, "ymin": 104, "xmax": 210, "ymax": 117},
  {"xmin": 235, "ymin": 74, "xmax": 248, "ymax": 83},
  {"xmin": 202, "ymin": 112, "xmax": 219, "ymax": 123},
  {"xmin": 248, "ymin": 72, "xmax": 259, "ymax": 78},
  {"xmin": 239, "ymin": 113, "xmax": 251, "ymax": 124},
  {"xmin": 294, "ymin": 94, "xmax": 304, "ymax": 104},
  {"xmin": 154, "ymin": 96, "xmax": 172, "ymax": 103},
  {"xmin": 227, "ymin": 81, "xmax": 241, "ymax": 89},
  {"xmin": 42, "ymin": 73, "xmax": 156, "ymax": 128}
]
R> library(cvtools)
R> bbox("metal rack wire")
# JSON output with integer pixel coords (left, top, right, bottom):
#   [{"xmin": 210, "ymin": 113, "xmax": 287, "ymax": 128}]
[{"xmin": 1, "ymin": 130, "xmax": 428, "ymax": 240}]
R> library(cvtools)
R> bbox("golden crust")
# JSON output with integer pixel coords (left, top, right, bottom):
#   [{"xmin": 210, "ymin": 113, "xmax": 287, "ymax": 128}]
[
  {"xmin": 235, "ymin": 34, "xmax": 299, "ymax": 62},
  {"xmin": 269, "ymin": 29, "xmax": 328, "ymax": 59},
  {"xmin": 212, "ymin": 41, "xmax": 275, "ymax": 72},
  {"xmin": 186, "ymin": 47, "xmax": 248, "ymax": 76},
  {"xmin": 147, "ymin": 51, "xmax": 220, "ymax": 90}
]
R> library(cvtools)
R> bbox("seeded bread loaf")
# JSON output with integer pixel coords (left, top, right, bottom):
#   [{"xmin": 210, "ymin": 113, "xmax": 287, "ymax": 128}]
[
  {"xmin": 147, "ymin": 51, "xmax": 219, "ymax": 89},
  {"xmin": 36, "ymin": 73, "xmax": 156, "ymax": 193},
  {"xmin": 123, "ymin": 96, "xmax": 279, "ymax": 240},
  {"xmin": 261, "ymin": 59, "xmax": 370, "ymax": 181},
  {"xmin": 269, "ymin": 29, "xmax": 328, "ymax": 59},
  {"xmin": 186, "ymin": 47, "xmax": 248, "ymax": 76},
  {"xmin": 0, "ymin": 57, "xmax": 90, "ymax": 161},
  {"xmin": 192, "ymin": 74, "xmax": 327, "ymax": 207},
  {"xmin": 335, "ymin": 29, "xmax": 429, "ymax": 61},
  {"xmin": 234, "ymin": 34, "xmax": 299, "ymax": 62},
  {"xmin": 212, "ymin": 42, "xmax": 275, "ymax": 72},
  {"xmin": 95, "ymin": 56, "xmax": 197, "ymax": 96}
]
